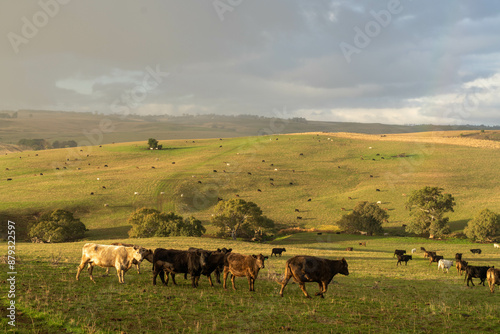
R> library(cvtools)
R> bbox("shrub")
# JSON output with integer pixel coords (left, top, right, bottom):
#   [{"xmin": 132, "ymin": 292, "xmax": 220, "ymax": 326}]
[
  {"xmin": 337, "ymin": 201, "xmax": 388, "ymax": 236},
  {"xmin": 29, "ymin": 209, "xmax": 87, "ymax": 243},
  {"xmin": 464, "ymin": 208, "xmax": 500, "ymax": 241}
]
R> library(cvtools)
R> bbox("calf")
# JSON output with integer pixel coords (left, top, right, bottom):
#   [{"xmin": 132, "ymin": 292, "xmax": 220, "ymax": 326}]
[
  {"xmin": 437, "ymin": 259, "xmax": 453, "ymax": 273},
  {"xmin": 271, "ymin": 248, "xmax": 286, "ymax": 257},
  {"xmin": 464, "ymin": 265, "xmax": 491, "ymax": 287},
  {"xmin": 393, "ymin": 249, "xmax": 406, "ymax": 258},
  {"xmin": 429, "ymin": 254, "xmax": 443, "ymax": 265},
  {"xmin": 76, "ymin": 243, "xmax": 149, "ymax": 283},
  {"xmin": 187, "ymin": 247, "xmax": 232, "ymax": 286},
  {"xmin": 223, "ymin": 253, "xmax": 268, "ymax": 292},
  {"xmin": 279, "ymin": 256, "xmax": 349, "ymax": 298},
  {"xmin": 455, "ymin": 253, "xmax": 462, "ymax": 261},
  {"xmin": 456, "ymin": 260, "xmax": 468, "ymax": 276},
  {"xmin": 152, "ymin": 248, "xmax": 210, "ymax": 288},
  {"xmin": 397, "ymin": 254, "xmax": 412, "ymax": 266},
  {"xmin": 487, "ymin": 268, "xmax": 500, "ymax": 293},
  {"xmin": 470, "ymin": 249, "xmax": 482, "ymax": 254}
]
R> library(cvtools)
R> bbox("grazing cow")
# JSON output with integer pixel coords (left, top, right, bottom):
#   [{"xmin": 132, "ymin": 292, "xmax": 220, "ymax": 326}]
[
  {"xmin": 411, "ymin": 248, "xmax": 417, "ymax": 254},
  {"xmin": 464, "ymin": 265, "xmax": 491, "ymax": 287},
  {"xmin": 346, "ymin": 247, "xmax": 353, "ymax": 251},
  {"xmin": 359, "ymin": 242, "xmax": 366, "ymax": 247},
  {"xmin": 279, "ymin": 256, "xmax": 349, "ymax": 298},
  {"xmin": 76, "ymin": 243, "xmax": 149, "ymax": 283},
  {"xmin": 494, "ymin": 243, "xmax": 500, "ymax": 249},
  {"xmin": 424, "ymin": 251, "xmax": 436, "ymax": 259},
  {"xmin": 437, "ymin": 259, "xmax": 453, "ymax": 273},
  {"xmin": 456, "ymin": 260, "xmax": 468, "ymax": 276},
  {"xmin": 152, "ymin": 248, "xmax": 211, "ymax": 288},
  {"xmin": 455, "ymin": 253, "xmax": 462, "ymax": 261},
  {"xmin": 429, "ymin": 254, "xmax": 443, "ymax": 265},
  {"xmin": 393, "ymin": 249, "xmax": 406, "ymax": 258},
  {"xmin": 271, "ymin": 248, "xmax": 286, "ymax": 257},
  {"xmin": 102, "ymin": 243, "xmax": 154, "ymax": 274},
  {"xmin": 223, "ymin": 253, "xmax": 268, "ymax": 291},
  {"xmin": 420, "ymin": 247, "xmax": 426, "ymax": 252},
  {"xmin": 397, "ymin": 254, "xmax": 412, "ymax": 266},
  {"xmin": 470, "ymin": 249, "xmax": 482, "ymax": 254},
  {"xmin": 487, "ymin": 268, "xmax": 500, "ymax": 293},
  {"xmin": 187, "ymin": 247, "xmax": 232, "ymax": 286}
]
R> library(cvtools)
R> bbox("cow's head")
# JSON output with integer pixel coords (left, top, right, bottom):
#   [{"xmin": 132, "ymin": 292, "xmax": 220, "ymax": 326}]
[
  {"xmin": 197, "ymin": 250, "xmax": 211, "ymax": 267},
  {"xmin": 339, "ymin": 258, "xmax": 349, "ymax": 276},
  {"xmin": 252, "ymin": 254, "xmax": 268, "ymax": 269},
  {"xmin": 217, "ymin": 247, "xmax": 232, "ymax": 254},
  {"xmin": 133, "ymin": 247, "xmax": 150, "ymax": 262},
  {"xmin": 282, "ymin": 248, "xmax": 286, "ymax": 252}
]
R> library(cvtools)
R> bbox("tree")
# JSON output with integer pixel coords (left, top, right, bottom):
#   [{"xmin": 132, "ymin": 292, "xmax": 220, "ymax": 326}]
[
  {"xmin": 211, "ymin": 199, "xmax": 275, "ymax": 240},
  {"xmin": 337, "ymin": 201, "xmax": 388, "ymax": 236},
  {"xmin": 127, "ymin": 208, "xmax": 205, "ymax": 238},
  {"xmin": 29, "ymin": 209, "xmax": 87, "ymax": 243},
  {"xmin": 405, "ymin": 186, "xmax": 455, "ymax": 237},
  {"xmin": 464, "ymin": 209, "xmax": 500, "ymax": 241},
  {"xmin": 148, "ymin": 138, "xmax": 158, "ymax": 149}
]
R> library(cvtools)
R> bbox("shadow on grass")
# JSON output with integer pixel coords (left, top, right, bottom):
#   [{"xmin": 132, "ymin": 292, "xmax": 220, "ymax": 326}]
[{"xmin": 86, "ymin": 225, "xmax": 131, "ymax": 240}]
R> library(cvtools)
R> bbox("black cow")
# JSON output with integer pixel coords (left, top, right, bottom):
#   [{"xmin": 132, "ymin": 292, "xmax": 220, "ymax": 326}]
[
  {"xmin": 397, "ymin": 254, "xmax": 412, "ymax": 266},
  {"xmin": 187, "ymin": 247, "xmax": 232, "ymax": 286},
  {"xmin": 470, "ymin": 249, "xmax": 482, "ymax": 254},
  {"xmin": 271, "ymin": 248, "xmax": 286, "ymax": 257},
  {"xmin": 152, "ymin": 248, "xmax": 210, "ymax": 288},
  {"xmin": 279, "ymin": 256, "xmax": 349, "ymax": 298},
  {"xmin": 455, "ymin": 253, "xmax": 462, "ymax": 261},
  {"xmin": 429, "ymin": 254, "xmax": 443, "ymax": 265},
  {"xmin": 464, "ymin": 265, "xmax": 491, "ymax": 287},
  {"xmin": 393, "ymin": 249, "xmax": 406, "ymax": 258}
]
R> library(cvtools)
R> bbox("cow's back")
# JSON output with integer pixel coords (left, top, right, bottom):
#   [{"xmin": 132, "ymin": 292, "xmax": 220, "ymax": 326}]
[
  {"xmin": 225, "ymin": 253, "xmax": 253, "ymax": 276},
  {"xmin": 286, "ymin": 256, "xmax": 329, "ymax": 282},
  {"xmin": 82, "ymin": 243, "xmax": 127, "ymax": 267}
]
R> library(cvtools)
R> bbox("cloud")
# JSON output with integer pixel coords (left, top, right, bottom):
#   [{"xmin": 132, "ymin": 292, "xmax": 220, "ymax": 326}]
[{"xmin": 1, "ymin": 0, "xmax": 500, "ymax": 125}]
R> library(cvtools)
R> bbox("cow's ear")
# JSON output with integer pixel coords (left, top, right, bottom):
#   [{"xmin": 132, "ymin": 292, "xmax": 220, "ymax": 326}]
[
  {"xmin": 217, "ymin": 248, "xmax": 221, "ymax": 252},
  {"xmin": 252, "ymin": 255, "xmax": 257, "ymax": 259},
  {"xmin": 228, "ymin": 248, "xmax": 232, "ymax": 252}
]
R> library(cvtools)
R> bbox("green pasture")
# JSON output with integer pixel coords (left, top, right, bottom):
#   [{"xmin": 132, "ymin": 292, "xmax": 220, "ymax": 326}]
[
  {"xmin": 1, "ymin": 234, "xmax": 499, "ymax": 333},
  {"xmin": 1, "ymin": 133, "xmax": 500, "ymax": 240}
]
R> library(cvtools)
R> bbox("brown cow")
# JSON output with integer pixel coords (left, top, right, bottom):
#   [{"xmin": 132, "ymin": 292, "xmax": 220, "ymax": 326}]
[
  {"xmin": 279, "ymin": 256, "xmax": 349, "ymax": 298},
  {"xmin": 429, "ymin": 254, "xmax": 443, "ymax": 265},
  {"xmin": 223, "ymin": 253, "xmax": 268, "ymax": 291},
  {"xmin": 76, "ymin": 243, "xmax": 149, "ymax": 283},
  {"xmin": 487, "ymin": 268, "xmax": 500, "ymax": 293},
  {"xmin": 456, "ymin": 260, "xmax": 468, "ymax": 276}
]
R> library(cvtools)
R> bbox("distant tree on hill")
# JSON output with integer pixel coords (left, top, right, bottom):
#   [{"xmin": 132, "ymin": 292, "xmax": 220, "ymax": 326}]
[
  {"xmin": 211, "ymin": 199, "xmax": 275, "ymax": 240},
  {"xmin": 148, "ymin": 138, "xmax": 159, "ymax": 150},
  {"xmin": 52, "ymin": 140, "xmax": 78, "ymax": 148},
  {"xmin": 29, "ymin": 209, "xmax": 87, "ymax": 243},
  {"xmin": 405, "ymin": 186, "xmax": 455, "ymax": 237},
  {"xmin": 464, "ymin": 208, "xmax": 500, "ymax": 241},
  {"xmin": 18, "ymin": 138, "xmax": 52, "ymax": 150},
  {"xmin": 128, "ymin": 208, "xmax": 205, "ymax": 238},
  {"xmin": 337, "ymin": 201, "xmax": 388, "ymax": 236}
]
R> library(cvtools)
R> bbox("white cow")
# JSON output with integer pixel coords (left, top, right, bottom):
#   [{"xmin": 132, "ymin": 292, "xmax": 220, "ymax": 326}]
[
  {"xmin": 494, "ymin": 243, "xmax": 499, "ymax": 249},
  {"xmin": 411, "ymin": 248, "xmax": 417, "ymax": 254},
  {"xmin": 76, "ymin": 243, "xmax": 148, "ymax": 283},
  {"xmin": 437, "ymin": 259, "xmax": 453, "ymax": 273}
]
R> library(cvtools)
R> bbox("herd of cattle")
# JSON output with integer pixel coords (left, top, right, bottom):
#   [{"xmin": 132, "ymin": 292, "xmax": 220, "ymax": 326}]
[
  {"xmin": 393, "ymin": 247, "xmax": 500, "ymax": 292},
  {"xmin": 75, "ymin": 242, "xmax": 499, "ymax": 297}
]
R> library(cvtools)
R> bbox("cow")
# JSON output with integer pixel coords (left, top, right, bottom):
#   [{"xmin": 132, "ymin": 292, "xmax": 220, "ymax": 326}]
[
  {"xmin": 76, "ymin": 243, "xmax": 149, "ymax": 283},
  {"xmin": 152, "ymin": 248, "xmax": 211, "ymax": 288},
  {"xmin": 494, "ymin": 243, "xmax": 500, "ymax": 249},
  {"xmin": 429, "ymin": 254, "xmax": 443, "ymax": 265},
  {"xmin": 346, "ymin": 247, "xmax": 353, "ymax": 251},
  {"xmin": 393, "ymin": 249, "xmax": 406, "ymax": 258},
  {"xmin": 223, "ymin": 253, "xmax": 268, "ymax": 292},
  {"xmin": 359, "ymin": 242, "xmax": 366, "ymax": 247},
  {"xmin": 424, "ymin": 251, "xmax": 436, "ymax": 259},
  {"xmin": 187, "ymin": 247, "xmax": 232, "ymax": 286},
  {"xmin": 102, "ymin": 243, "xmax": 153, "ymax": 275},
  {"xmin": 437, "ymin": 259, "xmax": 453, "ymax": 273},
  {"xmin": 411, "ymin": 248, "xmax": 417, "ymax": 254},
  {"xmin": 470, "ymin": 249, "xmax": 482, "ymax": 254},
  {"xmin": 487, "ymin": 268, "xmax": 500, "ymax": 293},
  {"xmin": 271, "ymin": 248, "xmax": 286, "ymax": 257},
  {"xmin": 397, "ymin": 254, "xmax": 412, "ymax": 266},
  {"xmin": 420, "ymin": 247, "xmax": 426, "ymax": 252},
  {"xmin": 456, "ymin": 260, "xmax": 468, "ymax": 276},
  {"xmin": 455, "ymin": 253, "xmax": 462, "ymax": 261},
  {"xmin": 279, "ymin": 256, "xmax": 349, "ymax": 298},
  {"xmin": 464, "ymin": 265, "xmax": 491, "ymax": 287}
]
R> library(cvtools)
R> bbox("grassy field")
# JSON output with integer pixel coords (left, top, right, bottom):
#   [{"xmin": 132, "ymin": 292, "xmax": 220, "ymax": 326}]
[
  {"xmin": 1, "ymin": 234, "xmax": 499, "ymax": 333},
  {"xmin": 1, "ymin": 131, "xmax": 500, "ymax": 240}
]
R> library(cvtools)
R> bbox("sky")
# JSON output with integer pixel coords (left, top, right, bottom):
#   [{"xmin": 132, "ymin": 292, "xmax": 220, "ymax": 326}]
[{"xmin": 1, "ymin": 0, "xmax": 500, "ymax": 125}]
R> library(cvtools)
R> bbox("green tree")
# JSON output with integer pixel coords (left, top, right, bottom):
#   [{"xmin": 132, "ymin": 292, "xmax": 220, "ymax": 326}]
[
  {"xmin": 211, "ymin": 199, "xmax": 275, "ymax": 240},
  {"xmin": 337, "ymin": 201, "xmax": 388, "ymax": 236},
  {"xmin": 148, "ymin": 138, "xmax": 158, "ymax": 149},
  {"xmin": 464, "ymin": 208, "xmax": 500, "ymax": 241},
  {"xmin": 405, "ymin": 186, "xmax": 455, "ymax": 237},
  {"xmin": 29, "ymin": 209, "xmax": 87, "ymax": 243},
  {"xmin": 128, "ymin": 208, "xmax": 205, "ymax": 238}
]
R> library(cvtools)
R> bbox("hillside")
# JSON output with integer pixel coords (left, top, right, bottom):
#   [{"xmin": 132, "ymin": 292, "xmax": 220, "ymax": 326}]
[{"xmin": 1, "ymin": 131, "xmax": 499, "ymax": 240}]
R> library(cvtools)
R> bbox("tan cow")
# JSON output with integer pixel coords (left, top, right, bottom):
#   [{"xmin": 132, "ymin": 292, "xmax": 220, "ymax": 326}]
[
  {"xmin": 103, "ymin": 243, "xmax": 154, "ymax": 275},
  {"xmin": 76, "ymin": 243, "xmax": 149, "ymax": 283},
  {"xmin": 223, "ymin": 253, "xmax": 268, "ymax": 291},
  {"xmin": 487, "ymin": 268, "xmax": 500, "ymax": 293}
]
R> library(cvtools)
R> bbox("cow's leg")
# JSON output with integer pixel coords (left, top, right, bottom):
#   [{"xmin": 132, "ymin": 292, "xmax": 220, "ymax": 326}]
[
  {"xmin": 207, "ymin": 274, "xmax": 214, "ymax": 287},
  {"xmin": 171, "ymin": 273, "xmax": 177, "ymax": 285},
  {"xmin": 87, "ymin": 263, "xmax": 96, "ymax": 283},
  {"xmin": 248, "ymin": 276, "xmax": 253, "ymax": 291},
  {"xmin": 191, "ymin": 274, "xmax": 197, "ymax": 288},
  {"xmin": 298, "ymin": 283, "xmax": 311, "ymax": 298},
  {"xmin": 223, "ymin": 269, "xmax": 229, "ymax": 289},
  {"xmin": 76, "ymin": 259, "xmax": 89, "ymax": 281},
  {"xmin": 231, "ymin": 274, "xmax": 237, "ymax": 290},
  {"xmin": 214, "ymin": 269, "xmax": 221, "ymax": 284},
  {"xmin": 136, "ymin": 263, "xmax": 141, "ymax": 274},
  {"xmin": 104, "ymin": 267, "xmax": 110, "ymax": 276}
]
